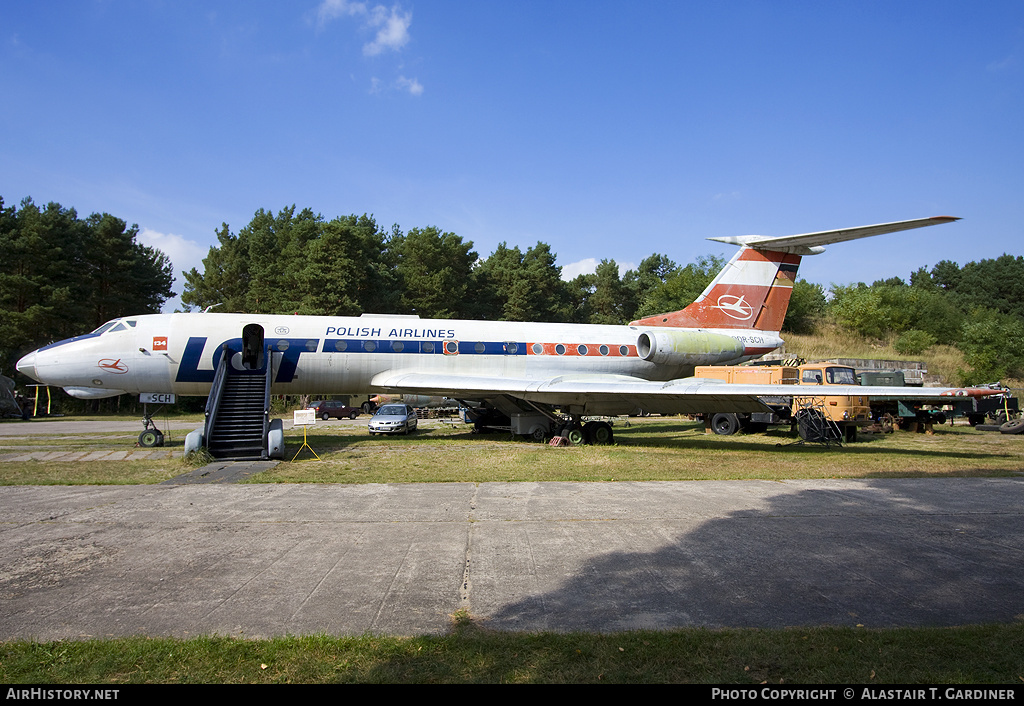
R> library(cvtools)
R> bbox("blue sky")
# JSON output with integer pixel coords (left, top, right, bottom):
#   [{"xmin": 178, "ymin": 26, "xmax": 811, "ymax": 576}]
[{"xmin": 2, "ymin": 1, "xmax": 1022, "ymax": 312}]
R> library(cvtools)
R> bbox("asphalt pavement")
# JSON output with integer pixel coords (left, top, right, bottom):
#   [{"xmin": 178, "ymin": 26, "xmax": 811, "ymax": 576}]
[{"xmin": 2, "ymin": 477, "xmax": 1023, "ymax": 639}]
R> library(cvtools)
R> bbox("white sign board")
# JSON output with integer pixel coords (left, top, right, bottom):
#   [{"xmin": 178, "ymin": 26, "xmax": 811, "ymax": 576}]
[
  {"xmin": 293, "ymin": 409, "xmax": 317, "ymax": 426},
  {"xmin": 140, "ymin": 393, "xmax": 175, "ymax": 404}
]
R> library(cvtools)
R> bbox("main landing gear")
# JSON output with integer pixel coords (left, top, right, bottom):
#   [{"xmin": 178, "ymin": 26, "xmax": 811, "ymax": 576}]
[{"xmin": 555, "ymin": 417, "xmax": 614, "ymax": 446}]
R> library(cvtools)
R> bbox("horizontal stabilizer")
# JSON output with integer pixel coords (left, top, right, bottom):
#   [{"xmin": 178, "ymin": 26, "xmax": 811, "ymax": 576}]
[{"xmin": 707, "ymin": 216, "xmax": 960, "ymax": 255}]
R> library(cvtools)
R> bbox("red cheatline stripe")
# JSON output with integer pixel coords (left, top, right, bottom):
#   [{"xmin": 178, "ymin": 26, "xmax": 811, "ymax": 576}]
[{"xmin": 526, "ymin": 343, "xmax": 637, "ymax": 356}]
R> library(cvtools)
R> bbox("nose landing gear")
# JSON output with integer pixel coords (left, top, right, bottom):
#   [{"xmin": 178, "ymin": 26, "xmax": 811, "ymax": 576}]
[{"xmin": 137, "ymin": 404, "xmax": 165, "ymax": 447}]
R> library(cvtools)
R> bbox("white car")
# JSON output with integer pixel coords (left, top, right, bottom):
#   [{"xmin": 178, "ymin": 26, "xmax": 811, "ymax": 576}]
[{"xmin": 368, "ymin": 404, "xmax": 418, "ymax": 435}]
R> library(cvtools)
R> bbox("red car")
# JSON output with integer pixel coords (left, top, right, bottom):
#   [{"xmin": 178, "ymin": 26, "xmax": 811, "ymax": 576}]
[{"xmin": 311, "ymin": 400, "xmax": 360, "ymax": 420}]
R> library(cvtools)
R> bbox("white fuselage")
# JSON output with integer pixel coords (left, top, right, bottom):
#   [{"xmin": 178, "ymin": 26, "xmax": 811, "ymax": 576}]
[{"xmin": 17, "ymin": 312, "xmax": 783, "ymax": 398}]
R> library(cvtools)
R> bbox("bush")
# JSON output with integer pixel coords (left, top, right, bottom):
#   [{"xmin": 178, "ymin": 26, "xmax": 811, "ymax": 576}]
[{"xmin": 894, "ymin": 330, "xmax": 937, "ymax": 355}]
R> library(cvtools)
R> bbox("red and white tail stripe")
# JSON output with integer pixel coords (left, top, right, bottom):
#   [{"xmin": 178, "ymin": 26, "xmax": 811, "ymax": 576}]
[
  {"xmin": 631, "ymin": 248, "xmax": 800, "ymax": 331},
  {"xmin": 631, "ymin": 216, "xmax": 960, "ymax": 333}
]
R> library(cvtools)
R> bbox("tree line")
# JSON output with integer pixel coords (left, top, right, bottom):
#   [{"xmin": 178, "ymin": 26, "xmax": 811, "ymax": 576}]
[
  {"xmin": 179, "ymin": 205, "xmax": 827, "ymax": 327},
  {"xmin": 828, "ymin": 257, "xmax": 1024, "ymax": 383},
  {"xmin": 3, "ymin": 198, "xmax": 1020, "ymax": 388},
  {"xmin": 180, "ymin": 205, "xmax": 1023, "ymax": 384},
  {"xmin": 1, "ymin": 197, "xmax": 175, "ymax": 376}
]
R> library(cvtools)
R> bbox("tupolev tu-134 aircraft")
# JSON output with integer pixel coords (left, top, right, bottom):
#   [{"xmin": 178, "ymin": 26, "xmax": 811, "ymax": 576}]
[{"xmin": 16, "ymin": 215, "xmax": 992, "ymax": 455}]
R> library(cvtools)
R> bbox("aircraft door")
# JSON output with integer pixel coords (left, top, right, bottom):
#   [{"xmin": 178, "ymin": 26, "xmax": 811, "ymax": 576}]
[
  {"xmin": 130, "ymin": 321, "xmax": 174, "ymax": 393},
  {"xmin": 242, "ymin": 324, "xmax": 265, "ymax": 370}
]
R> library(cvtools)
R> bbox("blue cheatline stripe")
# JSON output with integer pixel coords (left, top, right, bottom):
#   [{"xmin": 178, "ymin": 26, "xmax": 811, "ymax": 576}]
[
  {"xmin": 323, "ymin": 339, "xmax": 528, "ymax": 355},
  {"xmin": 37, "ymin": 332, "xmax": 102, "ymax": 352}
]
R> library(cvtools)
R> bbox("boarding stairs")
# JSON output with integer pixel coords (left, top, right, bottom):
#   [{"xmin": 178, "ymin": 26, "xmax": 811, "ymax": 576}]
[{"xmin": 204, "ymin": 346, "xmax": 273, "ymax": 460}]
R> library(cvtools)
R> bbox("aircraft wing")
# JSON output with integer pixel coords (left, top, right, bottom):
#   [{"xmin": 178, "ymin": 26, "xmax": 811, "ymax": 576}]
[{"xmin": 370, "ymin": 371, "xmax": 990, "ymax": 416}]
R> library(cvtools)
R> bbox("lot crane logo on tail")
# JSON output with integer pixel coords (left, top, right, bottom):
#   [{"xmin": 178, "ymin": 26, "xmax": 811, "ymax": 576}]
[{"xmin": 712, "ymin": 294, "xmax": 755, "ymax": 321}]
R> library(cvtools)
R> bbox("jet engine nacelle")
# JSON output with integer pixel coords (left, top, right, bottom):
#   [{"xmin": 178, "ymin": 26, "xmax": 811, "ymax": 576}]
[{"xmin": 636, "ymin": 330, "xmax": 745, "ymax": 367}]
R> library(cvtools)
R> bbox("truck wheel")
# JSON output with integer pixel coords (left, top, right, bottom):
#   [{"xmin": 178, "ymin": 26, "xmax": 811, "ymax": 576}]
[
  {"xmin": 999, "ymin": 418, "xmax": 1024, "ymax": 435},
  {"xmin": 711, "ymin": 413, "xmax": 740, "ymax": 436}
]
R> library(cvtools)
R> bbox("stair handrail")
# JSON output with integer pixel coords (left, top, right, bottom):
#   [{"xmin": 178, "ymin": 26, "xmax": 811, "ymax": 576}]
[
  {"xmin": 262, "ymin": 344, "xmax": 273, "ymax": 457},
  {"xmin": 204, "ymin": 344, "xmax": 231, "ymax": 444}
]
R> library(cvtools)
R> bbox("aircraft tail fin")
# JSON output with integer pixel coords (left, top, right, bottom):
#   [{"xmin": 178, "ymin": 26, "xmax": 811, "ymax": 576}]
[
  {"xmin": 630, "ymin": 216, "xmax": 959, "ymax": 331},
  {"xmin": 631, "ymin": 247, "xmax": 800, "ymax": 331}
]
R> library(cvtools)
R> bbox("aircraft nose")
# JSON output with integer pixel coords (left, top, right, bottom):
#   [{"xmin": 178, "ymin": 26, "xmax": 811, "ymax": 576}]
[{"xmin": 15, "ymin": 350, "xmax": 39, "ymax": 382}]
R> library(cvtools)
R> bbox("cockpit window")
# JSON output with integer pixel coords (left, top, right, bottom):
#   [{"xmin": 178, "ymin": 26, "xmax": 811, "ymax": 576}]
[{"xmin": 91, "ymin": 319, "xmax": 133, "ymax": 335}]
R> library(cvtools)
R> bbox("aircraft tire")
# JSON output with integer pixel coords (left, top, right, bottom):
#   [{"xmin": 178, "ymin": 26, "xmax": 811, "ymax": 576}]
[
  {"xmin": 999, "ymin": 418, "xmax": 1024, "ymax": 435},
  {"xmin": 711, "ymin": 413, "xmax": 740, "ymax": 436},
  {"xmin": 138, "ymin": 429, "xmax": 163, "ymax": 448},
  {"xmin": 566, "ymin": 427, "xmax": 585, "ymax": 446},
  {"xmin": 584, "ymin": 421, "xmax": 614, "ymax": 445}
]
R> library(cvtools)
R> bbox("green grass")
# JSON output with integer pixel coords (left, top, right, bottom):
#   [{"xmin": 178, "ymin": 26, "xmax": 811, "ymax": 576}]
[
  {"xmin": 256, "ymin": 418, "xmax": 1024, "ymax": 483},
  {"xmin": 1, "ymin": 622, "xmax": 1022, "ymax": 684},
  {"xmin": 2, "ymin": 575, "xmax": 1022, "ymax": 686},
  {"xmin": 3, "ymin": 417, "xmax": 1023, "ymax": 485}
]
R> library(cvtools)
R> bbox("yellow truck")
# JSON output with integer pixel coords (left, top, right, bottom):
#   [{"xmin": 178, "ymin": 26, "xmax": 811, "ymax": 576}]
[{"xmin": 694, "ymin": 363, "xmax": 870, "ymax": 442}]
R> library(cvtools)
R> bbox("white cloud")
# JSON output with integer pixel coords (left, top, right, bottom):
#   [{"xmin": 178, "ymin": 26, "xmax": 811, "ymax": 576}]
[
  {"xmin": 561, "ymin": 258, "xmax": 637, "ymax": 281},
  {"xmin": 561, "ymin": 258, "xmax": 599, "ymax": 281},
  {"xmin": 397, "ymin": 75, "xmax": 423, "ymax": 96},
  {"xmin": 364, "ymin": 6, "xmax": 412, "ymax": 56},
  {"xmin": 316, "ymin": 1, "xmax": 421, "ymax": 95},
  {"xmin": 138, "ymin": 228, "xmax": 210, "ymax": 311},
  {"xmin": 316, "ymin": 0, "xmax": 367, "ymax": 25},
  {"xmin": 317, "ymin": 0, "xmax": 412, "ymax": 56},
  {"xmin": 987, "ymin": 53, "xmax": 1019, "ymax": 72}
]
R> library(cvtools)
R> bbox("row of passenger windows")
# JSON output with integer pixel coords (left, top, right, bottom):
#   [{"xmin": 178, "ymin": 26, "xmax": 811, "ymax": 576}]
[
  {"xmin": 319, "ymin": 340, "xmax": 630, "ymax": 355},
  {"xmin": 532, "ymin": 343, "xmax": 630, "ymax": 356}
]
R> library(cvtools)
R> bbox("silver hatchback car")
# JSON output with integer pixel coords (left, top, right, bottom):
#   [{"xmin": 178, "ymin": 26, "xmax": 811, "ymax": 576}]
[{"xmin": 368, "ymin": 403, "xmax": 418, "ymax": 435}]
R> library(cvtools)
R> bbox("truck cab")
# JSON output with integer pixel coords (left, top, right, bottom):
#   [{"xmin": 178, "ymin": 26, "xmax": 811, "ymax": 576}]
[{"xmin": 794, "ymin": 364, "xmax": 871, "ymax": 428}]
